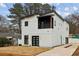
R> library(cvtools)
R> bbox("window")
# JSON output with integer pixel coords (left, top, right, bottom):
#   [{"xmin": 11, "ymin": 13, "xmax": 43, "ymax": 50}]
[
  {"xmin": 54, "ymin": 21, "xmax": 56, "ymax": 26},
  {"xmin": 24, "ymin": 35, "xmax": 28, "ymax": 44},
  {"xmin": 25, "ymin": 21, "xmax": 28, "ymax": 26}
]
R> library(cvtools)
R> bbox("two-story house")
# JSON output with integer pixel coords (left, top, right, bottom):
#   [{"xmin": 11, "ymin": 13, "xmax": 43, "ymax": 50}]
[{"xmin": 18, "ymin": 11, "xmax": 69, "ymax": 47}]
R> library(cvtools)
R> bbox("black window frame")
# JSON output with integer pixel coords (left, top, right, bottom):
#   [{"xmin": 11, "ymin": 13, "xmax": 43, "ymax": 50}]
[
  {"xmin": 32, "ymin": 36, "xmax": 39, "ymax": 46},
  {"xmin": 24, "ymin": 35, "xmax": 28, "ymax": 44},
  {"xmin": 25, "ymin": 21, "xmax": 28, "ymax": 26}
]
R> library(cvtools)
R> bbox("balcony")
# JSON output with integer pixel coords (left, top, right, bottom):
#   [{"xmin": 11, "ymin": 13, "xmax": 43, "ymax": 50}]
[{"xmin": 38, "ymin": 15, "xmax": 53, "ymax": 29}]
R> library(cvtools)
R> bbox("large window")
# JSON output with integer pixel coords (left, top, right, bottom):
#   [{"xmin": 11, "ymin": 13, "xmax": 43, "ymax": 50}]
[
  {"xmin": 38, "ymin": 16, "xmax": 53, "ymax": 29},
  {"xmin": 24, "ymin": 35, "xmax": 28, "ymax": 44}
]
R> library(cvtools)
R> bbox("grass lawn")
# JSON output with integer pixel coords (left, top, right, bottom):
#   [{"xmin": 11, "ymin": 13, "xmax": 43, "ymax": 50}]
[{"xmin": 0, "ymin": 46, "xmax": 51, "ymax": 56}]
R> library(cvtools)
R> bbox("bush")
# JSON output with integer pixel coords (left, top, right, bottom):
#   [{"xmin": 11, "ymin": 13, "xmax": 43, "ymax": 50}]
[{"xmin": 0, "ymin": 37, "xmax": 12, "ymax": 47}]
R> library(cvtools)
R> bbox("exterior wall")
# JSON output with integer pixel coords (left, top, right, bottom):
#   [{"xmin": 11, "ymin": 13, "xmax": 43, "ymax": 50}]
[
  {"xmin": 39, "ymin": 35, "xmax": 53, "ymax": 47},
  {"xmin": 53, "ymin": 13, "xmax": 64, "ymax": 45},
  {"xmin": 53, "ymin": 13, "xmax": 69, "ymax": 45},
  {"xmin": 63, "ymin": 22, "xmax": 69, "ymax": 44},
  {"xmin": 20, "ymin": 15, "xmax": 54, "ymax": 47},
  {"xmin": 18, "ymin": 12, "xmax": 69, "ymax": 47}
]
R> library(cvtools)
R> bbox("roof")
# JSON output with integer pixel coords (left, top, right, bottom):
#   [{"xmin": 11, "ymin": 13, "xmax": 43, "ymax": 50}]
[
  {"xmin": 20, "ymin": 14, "xmax": 36, "ymax": 20},
  {"xmin": 37, "ymin": 13, "xmax": 54, "ymax": 18},
  {"xmin": 20, "ymin": 10, "xmax": 68, "ymax": 23}
]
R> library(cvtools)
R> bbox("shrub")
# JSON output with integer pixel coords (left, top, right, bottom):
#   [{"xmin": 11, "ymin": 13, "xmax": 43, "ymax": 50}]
[{"xmin": 0, "ymin": 37, "xmax": 12, "ymax": 47}]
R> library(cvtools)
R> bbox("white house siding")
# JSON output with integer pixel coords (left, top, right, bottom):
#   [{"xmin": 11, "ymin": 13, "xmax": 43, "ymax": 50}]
[
  {"xmin": 52, "ymin": 13, "xmax": 69, "ymax": 45},
  {"xmin": 55, "ymin": 14, "xmax": 62, "ymax": 45},
  {"xmin": 19, "ymin": 15, "xmax": 53, "ymax": 47},
  {"xmin": 19, "ymin": 12, "xmax": 69, "ymax": 47}
]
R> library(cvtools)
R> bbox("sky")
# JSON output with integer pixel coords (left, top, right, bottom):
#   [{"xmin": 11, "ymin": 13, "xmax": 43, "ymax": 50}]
[
  {"xmin": 0, "ymin": 3, "xmax": 13, "ymax": 20},
  {"xmin": 0, "ymin": 3, "xmax": 79, "ymax": 20},
  {"xmin": 54, "ymin": 3, "xmax": 79, "ymax": 17}
]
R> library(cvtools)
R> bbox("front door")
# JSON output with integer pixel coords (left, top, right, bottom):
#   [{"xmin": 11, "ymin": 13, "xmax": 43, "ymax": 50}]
[{"xmin": 32, "ymin": 36, "xmax": 39, "ymax": 46}]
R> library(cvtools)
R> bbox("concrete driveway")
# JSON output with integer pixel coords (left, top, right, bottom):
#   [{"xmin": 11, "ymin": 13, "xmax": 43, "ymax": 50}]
[{"xmin": 37, "ymin": 44, "xmax": 78, "ymax": 56}]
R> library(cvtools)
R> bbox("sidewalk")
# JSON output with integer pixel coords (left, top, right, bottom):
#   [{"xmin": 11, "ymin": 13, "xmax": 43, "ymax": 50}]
[{"xmin": 37, "ymin": 44, "xmax": 78, "ymax": 56}]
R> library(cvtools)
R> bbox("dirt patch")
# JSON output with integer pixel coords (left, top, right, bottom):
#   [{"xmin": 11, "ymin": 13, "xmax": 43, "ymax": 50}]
[
  {"xmin": 0, "ymin": 46, "xmax": 51, "ymax": 56},
  {"xmin": 72, "ymin": 47, "xmax": 79, "ymax": 56}
]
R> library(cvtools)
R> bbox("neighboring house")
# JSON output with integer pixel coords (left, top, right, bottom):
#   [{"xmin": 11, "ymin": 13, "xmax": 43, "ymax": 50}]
[{"xmin": 18, "ymin": 11, "xmax": 69, "ymax": 47}]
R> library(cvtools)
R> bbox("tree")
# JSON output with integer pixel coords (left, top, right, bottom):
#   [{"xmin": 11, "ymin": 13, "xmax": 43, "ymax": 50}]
[
  {"xmin": 8, "ymin": 3, "xmax": 25, "ymax": 34},
  {"xmin": 42, "ymin": 3, "xmax": 52, "ymax": 14},
  {"xmin": 8, "ymin": 3, "xmax": 25, "ymax": 18},
  {"xmin": 65, "ymin": 13, "xmax": 79, "ymax": 34},
  {"xmin": 8, "ymin": 3, "xmax": 55, "ymax": 35},
  {"xmin": 0, "ymin": 37, "xmax": 12, "ymax": 47}
]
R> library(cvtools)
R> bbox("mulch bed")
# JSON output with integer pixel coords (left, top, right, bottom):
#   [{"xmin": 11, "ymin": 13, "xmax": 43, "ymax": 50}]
[{"xmin": 72, "ymin": 47, "xmax": 79, "ymax": 56}]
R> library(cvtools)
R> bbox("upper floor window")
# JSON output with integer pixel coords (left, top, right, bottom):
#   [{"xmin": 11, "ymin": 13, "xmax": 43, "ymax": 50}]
[
  {"xmin": 54, "ymin": 21, "xmax": 56, "ymax": 26},
  {"xmin": 25, "ymin": 21, "xmax": 28, "ymax": 26}
]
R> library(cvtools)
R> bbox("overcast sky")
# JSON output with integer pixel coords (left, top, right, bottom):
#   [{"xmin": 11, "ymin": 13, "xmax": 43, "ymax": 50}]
[{"xmin": 0, "ymin": 3, "xmax": 79, "ymax": 19}]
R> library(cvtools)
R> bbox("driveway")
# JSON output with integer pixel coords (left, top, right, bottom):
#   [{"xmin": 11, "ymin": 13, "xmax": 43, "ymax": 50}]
[{"xmin": 37, "ymin": 44, "xmax": 78, "ymax": 56}]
